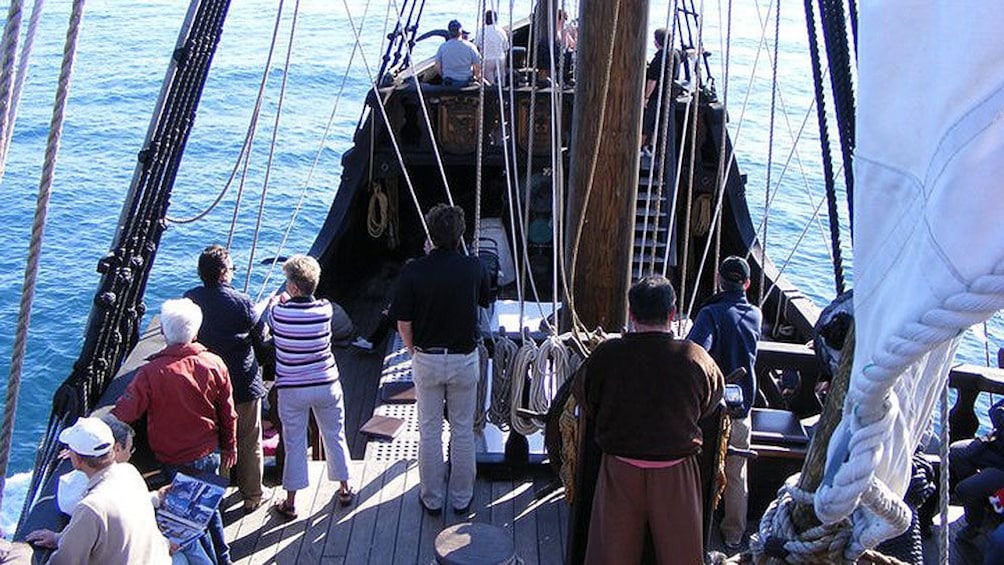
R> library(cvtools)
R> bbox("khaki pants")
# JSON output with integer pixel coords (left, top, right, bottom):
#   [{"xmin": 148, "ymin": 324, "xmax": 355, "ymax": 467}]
[
  {"xmin": 585, "ymin": 454, "xmax": 703, "ymax": 565},
  {"xmin": 720, "ymin": 415, "xmax": 751, "ymax": 545},
  {"xmin": 412, "ymin": 350, "xmax": 479, "ymax": 510},
  {"xmin": 232, "ymin": 399, "xmax": 264, "ymax": 503}
]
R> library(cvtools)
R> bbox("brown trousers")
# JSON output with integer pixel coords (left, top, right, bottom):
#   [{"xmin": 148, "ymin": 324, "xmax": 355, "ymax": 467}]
[
  {"xmin": 229, "ymin": 399, "xmax": 264, "ymax": 502},
  {"xmin": 585, "ymin": 454, "xmax": 703, "ymax": 565}
]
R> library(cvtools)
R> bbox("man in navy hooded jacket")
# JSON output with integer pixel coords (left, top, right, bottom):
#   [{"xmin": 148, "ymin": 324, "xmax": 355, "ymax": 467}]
[{"xmin": 688, "ymin": 255, "xmax": 761, "ymax": 550}]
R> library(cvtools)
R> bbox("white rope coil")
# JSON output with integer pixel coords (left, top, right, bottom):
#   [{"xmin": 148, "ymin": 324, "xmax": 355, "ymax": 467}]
[
  {"xmin": 488, "ymin": 331, "xmax": 519, "ymax": 429},
  {"xmin": 750, "ymin": 475, "xmax": 855, "ymax": 564},
  {"xmin": 366, "ymin": 180, "xmax": 390, "ymax": 238},
  {"xmin": 529, "ymin": 334, "xmax": 571, "ymax": 415},
  {"xmin": 509, "ymin": 339, "xmax": 539, "ymax": 436},
  {"xmin": 475, "ymin": 342, "xmax": 489, "ymax": 432}
]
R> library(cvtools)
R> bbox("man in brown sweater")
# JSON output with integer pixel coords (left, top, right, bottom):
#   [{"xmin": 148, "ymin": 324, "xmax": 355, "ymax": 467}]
[{"xmin": 583, "ymin": 275, "xmax": 724, "ymax": 564}]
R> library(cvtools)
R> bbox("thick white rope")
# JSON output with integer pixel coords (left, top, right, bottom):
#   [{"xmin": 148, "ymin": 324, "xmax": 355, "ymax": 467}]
[
  {"xmin": 0, "ymin": 0, "xmax": 24, "ymax": 179},
  {"xmin": 529, "ymin": 334, "xmax": 571, "ymax": 415},
  {"xmin": 815, "ymin": 265, "xmax": 1004, "ymax": 531},
  {"xmin": 750, "ymin": 475, "xmax": 855, "ymax": 564},
  {"xmin": 475, "ymin": 342, "xmax": 490, "ymax": 432},
  {"xmin": 0, "ymin": 0, "xmax": 84, "ymax": 509},
  {"xmin": 509, "ymin": 339, "xmax": 539, "ymax": 436},
  {"xmin": 488, "ymin": 330, "xmax": 519, "ymax": 429}
]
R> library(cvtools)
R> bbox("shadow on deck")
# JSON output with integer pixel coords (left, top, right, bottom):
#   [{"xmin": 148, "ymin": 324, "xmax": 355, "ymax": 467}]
[{"xmin": 223, "ymin": 460, "xmax": 567, "ymax": 565}]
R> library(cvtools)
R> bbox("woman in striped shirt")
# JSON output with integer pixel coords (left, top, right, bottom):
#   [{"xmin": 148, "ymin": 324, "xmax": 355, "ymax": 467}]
[{"xmin": 268, "ymin": 254, "xmax": 353, "ymax": 518}]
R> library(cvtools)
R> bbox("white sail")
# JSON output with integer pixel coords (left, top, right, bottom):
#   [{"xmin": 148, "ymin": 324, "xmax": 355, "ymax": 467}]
[{"xmin": 814, "ymin": 3, "xmax": 1004, "ymax": 551}]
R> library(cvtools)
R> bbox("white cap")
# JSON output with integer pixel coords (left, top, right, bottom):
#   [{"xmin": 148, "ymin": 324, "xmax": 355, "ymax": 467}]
[{"xmin": 59, "ymin": 417, "xmax": 114, "ymax": 456}]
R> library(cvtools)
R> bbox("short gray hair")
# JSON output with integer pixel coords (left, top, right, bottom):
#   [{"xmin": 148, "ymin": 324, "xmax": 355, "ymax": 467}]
[
  {"xmin": 283, "ymin": 255, "xmax": 321, "ymax": 296},
  {"xmin": 99, "ymin": 414, "xmax": 134, "ymax": 449},
  {"xmin": 161, "ymin": 298, "xmax": 202, "ymax": 345}
]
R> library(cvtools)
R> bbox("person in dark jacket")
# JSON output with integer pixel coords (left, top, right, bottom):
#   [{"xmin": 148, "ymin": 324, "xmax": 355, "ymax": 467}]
[
  {"xmin": 583, "ymin": 275, "xmax": 724, "ymax": 564},
  {"xmin": 687, "ymin": 256, "xmax": 762, "ymax": 550},
  {"xmin": 185, "ymin": 244, "xmax": 268, "ymax": 513},
  {"xmin": 951, "ymin": 398, "xmax": 1004, "ymax": 540}
]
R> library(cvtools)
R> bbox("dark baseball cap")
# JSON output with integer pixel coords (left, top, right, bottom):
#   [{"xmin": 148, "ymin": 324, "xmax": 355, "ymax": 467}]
[
  {"xmin": 720, "ymin": 256, "xmax": 750, "ymax": 283},
  {"xmin": 448, "ymin": 20, "xmax": 463, "ymax": 34}
]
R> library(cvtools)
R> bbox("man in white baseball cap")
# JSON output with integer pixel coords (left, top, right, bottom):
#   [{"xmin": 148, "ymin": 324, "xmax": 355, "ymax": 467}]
[{"xmin": 25, "ymin": 417, "xmax": 172, "ymax": 564}]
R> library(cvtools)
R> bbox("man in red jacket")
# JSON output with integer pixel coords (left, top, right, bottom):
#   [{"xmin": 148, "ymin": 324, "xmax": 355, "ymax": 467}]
[{"xmin": 113, "ymin": 297, "xmax": 237, "ymax": 565}]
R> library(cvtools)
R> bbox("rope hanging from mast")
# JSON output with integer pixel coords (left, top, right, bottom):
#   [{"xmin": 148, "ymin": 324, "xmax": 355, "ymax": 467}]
[
  {"xmin": 166, "ymin": 0, "xmax": 287, "ymax": 229},
  {"xmin": 242, "ymin": 0, "xmax": 301, "ymax": 293},
  {"xmin": 803, "ymin": 0, "xmax": 846, "ymax": 296},
  {"xmin": 0, "ymin": 0, "xmax": 24, "ymax": 181},
  {"xmin": 817, "ymin": 0, "xmax": 856, "ymax": 235},
  {"xmin": 0, "ymin": 0, "xmax": 85, "ymax": 512},
  {"xmin": 0, "ymin": 0, "xmax": 44, "ymax": 187}
]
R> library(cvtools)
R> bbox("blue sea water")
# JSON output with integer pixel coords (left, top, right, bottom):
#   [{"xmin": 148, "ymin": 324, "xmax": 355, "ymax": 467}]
[{"xmin": 0, "ymin": 0, "xmax": 1000, "ymax": 536}]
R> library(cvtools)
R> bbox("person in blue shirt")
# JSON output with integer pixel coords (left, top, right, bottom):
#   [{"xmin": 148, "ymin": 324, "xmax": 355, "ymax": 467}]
[
  {"xmin": 435, "ymin": 20, "xmax": 482, "ymax": 86},
  {"xmin": 687, "ymin": 255, "xmax": 762, "ymax": 551}
]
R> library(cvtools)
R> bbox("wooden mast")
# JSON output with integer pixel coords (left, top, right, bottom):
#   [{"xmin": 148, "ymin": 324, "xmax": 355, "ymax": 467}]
[{"xmin": 564, "ymin": 0, "xmax": 649, "ymax": 331}]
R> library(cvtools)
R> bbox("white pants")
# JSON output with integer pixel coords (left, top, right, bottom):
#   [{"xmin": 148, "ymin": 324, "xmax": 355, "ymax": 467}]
[
  {"xmin": 484, "ymin": 57, "xmax": 506, "ymax": 84},
  {"xmin": 412, "ymin": 350, "xmax": 479, "ymax": 510},
  {"xmin": 278, "ymin": 380, "xmax": 352, "ymax": 491},
  {"xmin": 720, "ymin": 415, "xmax": 751, "ymax": 544}
]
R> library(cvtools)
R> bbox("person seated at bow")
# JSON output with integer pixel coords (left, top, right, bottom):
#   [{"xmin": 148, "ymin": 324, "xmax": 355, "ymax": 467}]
[{"xmin": 436, "ymin": 19, "xmax": 481, "ymax": 87}]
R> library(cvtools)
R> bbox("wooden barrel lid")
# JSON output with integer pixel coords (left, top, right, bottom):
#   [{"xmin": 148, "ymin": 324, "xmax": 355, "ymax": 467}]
[{"xmin": 434, "ymin": 522, "xmax": 516, "ymax": 565}]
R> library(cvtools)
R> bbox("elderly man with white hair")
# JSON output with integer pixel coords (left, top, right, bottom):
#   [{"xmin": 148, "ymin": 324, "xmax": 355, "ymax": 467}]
[{"xmin": 113, "ymin": 298, "xmax": 237, "ymax": 565}]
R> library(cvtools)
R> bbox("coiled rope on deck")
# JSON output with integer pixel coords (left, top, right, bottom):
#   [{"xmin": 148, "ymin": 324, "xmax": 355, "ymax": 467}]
[
  {"xmin": 509, "ymin": 338, "xmax": 539, "ymax": 436},
  {"xmin": 529, "ymin": 334, "xmax": 571, "ymax": 415},
  {"xmin": 489, "ymin": 330, "xmax": 519, "ymax": 429},
  {"xmin": 0, "ymin": 0, "xmax": 85, "ymax": 510}
]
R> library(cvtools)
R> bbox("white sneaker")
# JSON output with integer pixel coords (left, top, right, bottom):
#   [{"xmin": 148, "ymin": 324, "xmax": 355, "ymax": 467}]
[{"xmin": 351, "ymin": 337, "xmax": 374, "ymax": 351}]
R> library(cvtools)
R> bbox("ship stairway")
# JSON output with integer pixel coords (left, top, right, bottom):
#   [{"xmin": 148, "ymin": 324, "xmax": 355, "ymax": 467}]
[{"xmin": 632, "ymin": 177, "xmax": 672, "ymax": 279}]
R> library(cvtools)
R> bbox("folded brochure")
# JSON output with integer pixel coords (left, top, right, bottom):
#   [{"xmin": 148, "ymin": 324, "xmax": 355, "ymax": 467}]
[{"xmin": 156, "ymin": 472, "xmax": 226, "ymax": 547}]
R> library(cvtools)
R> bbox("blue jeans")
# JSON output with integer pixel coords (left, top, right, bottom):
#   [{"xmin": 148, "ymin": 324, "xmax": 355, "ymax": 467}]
[
  {"xmin": 162, "ymin": 453, "xmax": 230, "ymax": 565},
  {"xmin": 988, "ymin": 523, "xmax": 1004, "ymax": 565}
]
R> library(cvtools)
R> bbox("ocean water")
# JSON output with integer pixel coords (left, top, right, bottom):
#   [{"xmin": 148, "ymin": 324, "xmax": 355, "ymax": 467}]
[{"xmin": 0, "ymin": 0, "xmax": 1000, "ymax": 535}]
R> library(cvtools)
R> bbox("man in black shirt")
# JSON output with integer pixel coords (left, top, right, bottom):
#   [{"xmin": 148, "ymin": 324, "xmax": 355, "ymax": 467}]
[
  {"xmin": 642, "ymin": 28, "xmax": 681, "ymax": 152},
  {"xmin": 185, "ymin": 244, "xmax": 269, "ymax": 513},
  {"xmin": 390, "ymin": 205, "xmax": 491, "ymax": 515}
]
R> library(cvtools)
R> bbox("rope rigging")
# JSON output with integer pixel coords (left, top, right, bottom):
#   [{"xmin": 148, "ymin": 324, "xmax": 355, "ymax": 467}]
[
  {"xmin": 759, "ymin": 0, "xmax": 780, "ymax": 306},
  {"xmin": 166, "ymin": 0, "xmax": 287, "ymax": 228},
  {"xmin": 257, "ymin": 0, "xmax": 385, "ymax": 300},
  {"xmin": 817, "ymin": 0, "xmax": 856, "ymax": 234},
  {"xmin": 803, "ymin": 0, "xmax": 847, "ymax": 296},
  {"xmin": 0, "ymin": 0, "xmax": 85, "ymax": 513},
  {"xmin": 0, "ymin": 0, "xmax": 24, "ymax": 181},
  {"xmin": 26, "ymin": 2, "xmax": 235, "ymax": 534},
  {"xmin": 0, "ymin": 0, "xmax": 44, "ymax": 187},
  {"xmin": 241, "ymin": 0, "xmax": 301, "ymax": 293}
]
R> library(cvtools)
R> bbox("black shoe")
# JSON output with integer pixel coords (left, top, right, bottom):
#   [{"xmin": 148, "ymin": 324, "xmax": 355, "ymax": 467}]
[{"xmin": 420, "ymin": 499, "xmax": 442, "ymax": 516}]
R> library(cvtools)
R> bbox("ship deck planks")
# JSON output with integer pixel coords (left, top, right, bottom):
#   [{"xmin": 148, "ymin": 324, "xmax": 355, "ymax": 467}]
[{"xmin": 222, "ymin": 459, "xmax": 568, "ymax": 564}]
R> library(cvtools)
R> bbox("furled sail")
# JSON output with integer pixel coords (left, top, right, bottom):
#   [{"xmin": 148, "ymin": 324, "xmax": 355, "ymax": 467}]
[{"xmin": 814, "ymin": 3, "xmax": 1004, "ymax": 552}]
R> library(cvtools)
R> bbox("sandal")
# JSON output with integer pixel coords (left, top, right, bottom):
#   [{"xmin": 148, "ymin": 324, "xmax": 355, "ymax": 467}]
[
  {"xmin": 337, "ymin": 488, "xmax": 355, "ymax": 507},
  {"xmin": 273, "ymin": 501, "xmax": 297, "ymax": 520}
]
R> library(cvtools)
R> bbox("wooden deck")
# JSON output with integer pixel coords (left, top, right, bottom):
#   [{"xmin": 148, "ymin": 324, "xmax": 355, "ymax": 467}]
[{"xmin": 222, "ymin": 459, "xmax": 568, "ymax": 564}]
